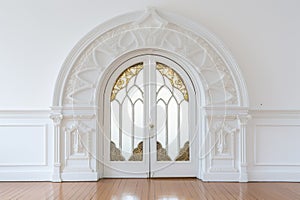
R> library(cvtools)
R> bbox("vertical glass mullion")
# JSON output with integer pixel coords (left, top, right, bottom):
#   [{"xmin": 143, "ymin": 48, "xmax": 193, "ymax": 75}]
[
  {"xmin": 166, "ymin": 103, "xmax": 169, "ymax": 153},
  {"xmin": 119, "ymin": 104, "xmax": 122, "ymax": 150},
  {"xmin": 131, "ymin": 102, "xmax": 135, "ymax": 151},
  {"xmin": 143, "ymin": 59, "xmax": 150, "ymax": 176},
  {"xmin": 177, "ymin": 104, "xmax": 180, "ymax": 152},
  {"xmin": 149, "ymin": 58, "xmax": 157, "ymax": 176}
]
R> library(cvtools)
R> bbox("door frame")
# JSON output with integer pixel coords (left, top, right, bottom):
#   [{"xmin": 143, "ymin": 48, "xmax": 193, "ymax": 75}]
[
  {"xmin": 51, "ymin": 9, "xmax": 250, "ymax": 182},
  {"xmin": 101, "ymin": 53, "xmax": 200, "ymax": 178}
]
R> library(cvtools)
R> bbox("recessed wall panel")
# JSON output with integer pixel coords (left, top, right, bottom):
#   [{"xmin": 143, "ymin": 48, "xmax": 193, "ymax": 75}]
[{"xmin": 0, "ymin": 125, "xmax": 46, "ymax": 166}]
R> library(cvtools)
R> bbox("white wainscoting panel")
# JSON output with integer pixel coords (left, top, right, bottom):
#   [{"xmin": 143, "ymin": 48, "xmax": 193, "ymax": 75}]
[
  {"xmin": 0, "ymin": 110, "xmax": 53, "ymax": 181},
  {"xmin": 1, "ymin": 109, "xmax": 300, "ymax": 181},
  {"xmin": 255, "ymin": 124, "xmax": 300, "ymax": 166},
  {"xmin": 248, "ymin": 110, "xmax": 300, "ymax": 181},
  {"xmin": 0, "ymin": 124, "xmax": 47, "ymax": 166}
]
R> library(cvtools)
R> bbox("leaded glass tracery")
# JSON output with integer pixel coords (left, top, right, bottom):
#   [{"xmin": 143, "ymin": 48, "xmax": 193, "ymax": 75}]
[
  {"xmin": 110, "ymin": 63, "xmax": 144, "ymax": 161},
  {"xmin": 111, "ymin": 63, "xmax": 143, "ymax": 101},
  {"xmin": 110, "ymin": 61, "xmax": 190, "ymax": 162},
  {"xmin": 156, "ymin": 63, "xmax": 189, "ymax": 101},
  {"xmin": 156, "ymin": 63, "xmax": 190, "ymax": 161}
]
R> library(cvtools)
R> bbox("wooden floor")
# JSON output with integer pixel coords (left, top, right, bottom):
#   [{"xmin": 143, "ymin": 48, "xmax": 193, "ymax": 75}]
[{"xmin": 0, "ymin": 178, "xmax": 300, "ymax": 200}]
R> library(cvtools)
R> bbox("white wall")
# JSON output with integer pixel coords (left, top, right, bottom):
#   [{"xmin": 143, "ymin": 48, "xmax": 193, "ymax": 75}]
[
  {"xmin": 0, "ymin": 0, "xmax": 299, "ymax": 109},
  {"xmin": 0, "ymin": 0, "xmax": 300, "ymax": 181}
]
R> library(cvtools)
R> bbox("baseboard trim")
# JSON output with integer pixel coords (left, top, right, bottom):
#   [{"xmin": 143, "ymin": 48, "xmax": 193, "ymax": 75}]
[
  {"xmin": 1, "ymin": 171, "xmax": 299, "ymax": 182},
  {"xmin": 0, "ymin": 171, "xmax": 51, "ymax": 181},
  {"xmin": 201, "ymin": 172, "xmax": 240, "ymax": 182},
  {"xmin": 248, "ymin": 171, "xmax": 300, "ymax": 182},
  {"xmin": 61, "ymin": 171, "xmax": 101, "ymax": 181}
]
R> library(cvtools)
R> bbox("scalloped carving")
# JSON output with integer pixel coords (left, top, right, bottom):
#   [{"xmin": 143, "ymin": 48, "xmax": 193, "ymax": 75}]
[{"xmin": 62, "ymin": 9, "xmax": 238, "ymax": 106}]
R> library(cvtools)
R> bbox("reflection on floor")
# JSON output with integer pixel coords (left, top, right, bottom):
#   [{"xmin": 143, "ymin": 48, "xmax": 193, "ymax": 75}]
[{"xmin": 1, "ymin": 178, "xmax": 300, "ymax": 199}]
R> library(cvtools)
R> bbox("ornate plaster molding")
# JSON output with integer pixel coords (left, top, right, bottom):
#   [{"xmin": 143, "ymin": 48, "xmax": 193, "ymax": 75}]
[
  {"xmin": 50, "ymin": 8, "xmax": 250, "ymax": 182},
  {"xmin": 52, "ymin": 8, "xmax": 249, "ymax": 108}
]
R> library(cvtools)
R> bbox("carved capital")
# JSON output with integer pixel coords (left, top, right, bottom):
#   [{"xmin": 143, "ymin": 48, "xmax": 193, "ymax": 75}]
[
  {"xmin": 238, "ymin": 114, "xmax": 251, "ymax": 126},
  {"xmin": 50, "ymin": 113, "xmax": 63, "ymax": 126}
]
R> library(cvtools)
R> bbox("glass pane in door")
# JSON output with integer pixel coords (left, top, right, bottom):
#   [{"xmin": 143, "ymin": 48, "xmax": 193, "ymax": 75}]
[
  {"xmin": 110, "ymin": 63, "xmax": 144, "ymax": 161},
  {"xmin": 155, "ymin": 63, "xmax": 190, "ymax": 161}
]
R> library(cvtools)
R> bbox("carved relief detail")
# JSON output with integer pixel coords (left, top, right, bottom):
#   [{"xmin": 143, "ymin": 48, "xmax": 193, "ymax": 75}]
[
  {"xmin": 48, "ymin": 8, "xmax": 251, "ymax": 182},
  {"xmin": 64, "ymin": 121, "xmax": 93, "ymax": 159},
  {"xmin": 50, "ymin": 113, "xmax": 63, "ymax": 126},
  {"xmin": 72, "ymin": 129, "xmax": 83, "ymax": 154},
  {"xmin": 62, "ymin": 8, "xmax": 238, "ymax": 106},
  {"xmin": 211, "ymin": 120, "xmax": 238, "ymax": 158}
]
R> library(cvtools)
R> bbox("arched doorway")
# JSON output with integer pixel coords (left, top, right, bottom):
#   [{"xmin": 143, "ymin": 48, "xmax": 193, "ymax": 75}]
[
  {"xmin": 51, "ymin": 8, "xmax": 249, "ymax": 182},
  {"xmin": 102, "ymin": 55, "xmax": 197, "ymax": 177}
]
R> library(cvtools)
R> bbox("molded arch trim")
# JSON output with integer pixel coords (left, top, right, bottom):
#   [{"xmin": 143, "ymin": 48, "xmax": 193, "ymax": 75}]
[{"xmin": 52, "ymin": 8, "xmax": 249, "ymax": 109}]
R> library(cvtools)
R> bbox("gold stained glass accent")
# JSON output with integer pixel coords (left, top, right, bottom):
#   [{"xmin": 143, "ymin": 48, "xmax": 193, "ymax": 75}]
[
  {"xmin": 110, "ymin": 141, "xmax": 125, "ymax": 161},
  {"xmin": 157, "ymin": 141, "xmax": 172, "ymax": 161},
  {"xmin": 128, "ymin": 141, "xmax": 143, "ymax": 161},
  {"xmin": 110, "ymin": 63, "xmax": 143, "ymax": 101},
  {"xmin": 156, "ymin": 63, "xmax": 189, "ymax": 101},
  {"xmin": 175, "ymin": 141, "xmax": 189, "ymax": 161},
  {"xmin": 128, "ymin": 141, "xmax": 172, "ymax": 161}
]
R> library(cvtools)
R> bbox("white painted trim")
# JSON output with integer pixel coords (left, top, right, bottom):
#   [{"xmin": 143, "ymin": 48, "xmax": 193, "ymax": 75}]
[
  {"xmin": 1, "ymin": 108, "xmax": 300, "ymax": 181},
  {"xmin": 0, "ymin": 171, "xmax": 52, "ymax": 181},
  {"xmin": 201, "ymin": 172, "xmax": 240, "ymax": 182},
  {"xmin": 0, "ymin": 109, "xmax": 50, "ymax": 118},
  {"xmin": 248, "ymin": 171, "xmax": 300, "ymax": 182},
  {"xmin": 50, "ymin": 8, "xmax": 250, "ymax": 181},
  {"xmin": 61, "ymin": 172, "xmax": 101, "ymax": 181},
  {"xmin": 250, "ymin": 109, "xmax": 300, "ymax": 119}
]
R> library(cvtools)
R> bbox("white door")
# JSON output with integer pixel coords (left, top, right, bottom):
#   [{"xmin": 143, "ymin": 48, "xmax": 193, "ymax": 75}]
[{"xmin": 104, "ymin": 55, "xmax": 197, "ymax": 178}]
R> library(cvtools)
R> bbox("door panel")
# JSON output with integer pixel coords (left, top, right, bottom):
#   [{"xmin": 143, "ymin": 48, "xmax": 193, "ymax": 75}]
[
  {"xmin": 110, "ymin": 63, "xmax": 144, "ymax": 161},
  {"xmin": 104, "ymin": 55, "xmax": 196, "ymax": 178},
  {"xmin": 155, "ymin": 63, "xmax": 190, "ymax": 161},
  {"xmin": 150, "ymin": 56, "xmax": 196, "ymax": 178},
  {"xmin": 104, "ymin": 57, "xmax": 149, "ymax": 178}
]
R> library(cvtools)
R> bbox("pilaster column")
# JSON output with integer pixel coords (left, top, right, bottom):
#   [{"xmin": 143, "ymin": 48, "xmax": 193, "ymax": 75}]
[
  {"xmin": 50, "ymin": 113, "xmax": 63, "ymax": 182},
  {"xmin": 238, "ymin": 114, "xmax": 251, "ymax": 182}
]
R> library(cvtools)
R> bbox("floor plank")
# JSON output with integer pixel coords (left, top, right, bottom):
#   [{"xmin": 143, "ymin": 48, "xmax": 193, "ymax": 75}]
[{"xmin": 0, "ymin": 179, "xmax": 300, "ymax": 200}]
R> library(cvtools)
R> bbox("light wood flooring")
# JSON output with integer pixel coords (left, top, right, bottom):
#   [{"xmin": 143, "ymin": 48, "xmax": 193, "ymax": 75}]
[{"xmin": 1, "ymin": 178, "xmax": 300, "ymax": 199}]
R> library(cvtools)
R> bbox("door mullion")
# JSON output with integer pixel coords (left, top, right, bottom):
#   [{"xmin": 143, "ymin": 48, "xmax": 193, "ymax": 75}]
[
  {"xmin": 148, "ymin": 57, "xmax": 157, "ymax": 178},
  {"xmin": 144, "ymin": 57, "xmax": 151, "ymax": 178}
]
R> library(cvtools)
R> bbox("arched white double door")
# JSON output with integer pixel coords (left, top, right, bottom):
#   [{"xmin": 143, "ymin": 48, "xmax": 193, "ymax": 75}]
[{"xmin": 104, "ymin": 55, "xmax": 197, "ymax": 178}]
